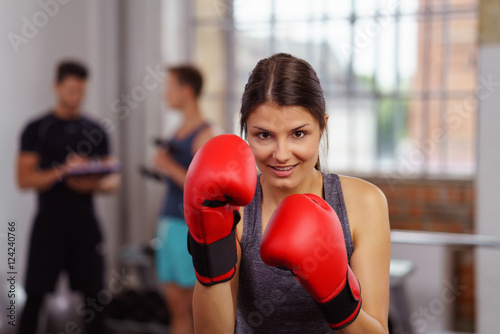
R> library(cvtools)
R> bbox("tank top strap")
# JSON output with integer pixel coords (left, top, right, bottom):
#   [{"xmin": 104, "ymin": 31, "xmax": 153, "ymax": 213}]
[
  {"xmin": 322, "ymin": 172, "xmax": 354, "ymax": 260},
  {"xmin": 241, "ymin": 174, "xmax": 261, "ymax": 252},
  {"xmin": 178, "ymin": 122, "xmax": 210, "ymax": 143},
  {"xmin": 192, "ymin": 121, "xmax": 210, "ymax": 137}
]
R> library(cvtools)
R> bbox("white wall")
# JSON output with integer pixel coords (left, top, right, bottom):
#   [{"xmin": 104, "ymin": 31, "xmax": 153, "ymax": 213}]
[
  {"xmin": 118, "ymin": 0, "xmax": 164, "ymax": 244},
  {"xmin": 476, "ymin": 44, "xmax": 500, "ymax": 334},
  {"xmin": 161, "ymin": 0, "xmax": 189, "ymax": 136}
]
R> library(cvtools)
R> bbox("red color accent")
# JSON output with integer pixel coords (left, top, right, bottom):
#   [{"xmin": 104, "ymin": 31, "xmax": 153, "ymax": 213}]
[{"xmin": 328, "ymin": 300, "xmax": 362, "ymax": 329}]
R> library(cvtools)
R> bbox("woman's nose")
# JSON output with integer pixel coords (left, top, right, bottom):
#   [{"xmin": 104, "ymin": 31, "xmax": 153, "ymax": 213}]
[{"xmin": 273, "ymin": 138, "xmax": 291, "ymax": 163}]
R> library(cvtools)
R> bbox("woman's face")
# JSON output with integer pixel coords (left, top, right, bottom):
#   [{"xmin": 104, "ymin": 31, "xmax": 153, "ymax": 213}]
[{"xmin": 246, "ymin": 102, "xmax": 325, "ymax": 191}]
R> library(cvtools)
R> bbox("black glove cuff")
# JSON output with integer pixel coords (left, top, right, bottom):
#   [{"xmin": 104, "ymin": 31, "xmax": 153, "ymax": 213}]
[
  {"xmin": 317, "ymin": 270, "xmax": 362, "ymax": 330},
  {"xmin": 187, "ymin": 210, "xmax": 240, "ymax": 286}
]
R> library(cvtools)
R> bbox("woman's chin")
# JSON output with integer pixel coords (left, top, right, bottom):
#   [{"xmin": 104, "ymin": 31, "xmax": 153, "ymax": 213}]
[{"xmin": 264, "ymin": 173, "xmax": 298, "ymax": 191}]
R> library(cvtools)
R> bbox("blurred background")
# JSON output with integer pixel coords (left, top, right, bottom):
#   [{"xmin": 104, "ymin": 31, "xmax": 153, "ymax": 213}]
[{"xmin": 1, "ymin": 0, "xmax": 499, "ymax": 333}]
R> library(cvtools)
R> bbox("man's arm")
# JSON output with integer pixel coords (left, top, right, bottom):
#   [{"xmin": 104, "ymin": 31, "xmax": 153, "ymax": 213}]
[
  {"xmin": 153, "ymin": 126, "xmax": 216, "ymax": 189},
  {"xmin": 17, "ymin": 151, "xmax": 64, "ymax": 192},
  {"xmin": 64, "ymin": 155, "xmax": 120, "ymax": 194},
  {"xmin": 153, "ymin": 149, "xmax": 187, "ymax": 188},
  {"xmin": 95, "ymin": 156, "xmax": 121, "ymax": 193}
]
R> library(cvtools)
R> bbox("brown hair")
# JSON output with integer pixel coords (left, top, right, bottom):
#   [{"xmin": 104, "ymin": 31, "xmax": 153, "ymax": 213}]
[
  {"xmin": 240, "ymin": 53, "xmax": 327, "ymax": 169},
  {"xmin": 168, "ymin": 65, "xmax": 203, "ymax": 97},
  {"xmin": 56, "ymin": 60, "xmax": 88, "ymax": 83}
]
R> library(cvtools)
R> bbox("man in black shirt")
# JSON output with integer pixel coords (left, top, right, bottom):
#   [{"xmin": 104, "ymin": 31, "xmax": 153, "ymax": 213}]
[{"xmin": 16, "ymin": 61, "xmax": 120, "ymax": 333}]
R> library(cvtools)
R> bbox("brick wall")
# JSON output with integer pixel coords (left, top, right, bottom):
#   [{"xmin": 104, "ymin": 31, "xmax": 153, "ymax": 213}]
[{"xmin": 365, "ymin": 177, "xmax": 475, "ymax": 332}]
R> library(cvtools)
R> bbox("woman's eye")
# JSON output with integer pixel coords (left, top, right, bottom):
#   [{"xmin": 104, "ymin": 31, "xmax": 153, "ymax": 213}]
[
  {"xmin": 292, "ymin": 131, "xmax": 306, "ymax": 138},
  {"xmin": 257, "ymin": 132, "xmax": 271, "ymax": 140}
]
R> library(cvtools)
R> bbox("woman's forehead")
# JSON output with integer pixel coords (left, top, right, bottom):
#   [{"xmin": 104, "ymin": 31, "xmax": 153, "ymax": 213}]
[{"xmin": 247, "ymin": 104, "xmax": 318, "ymax": 130}]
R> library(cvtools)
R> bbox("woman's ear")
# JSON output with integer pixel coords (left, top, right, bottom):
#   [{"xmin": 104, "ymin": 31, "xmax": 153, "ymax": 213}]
[{"xmin": 322, "ymin": 114, "xmax": 329, "ymax": 134}]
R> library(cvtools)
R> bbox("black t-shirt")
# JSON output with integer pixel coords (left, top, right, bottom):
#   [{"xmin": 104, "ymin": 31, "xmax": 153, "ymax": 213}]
[{"xmin": 20, "ymin": 112, "xmax": 110, "ymax": 219}]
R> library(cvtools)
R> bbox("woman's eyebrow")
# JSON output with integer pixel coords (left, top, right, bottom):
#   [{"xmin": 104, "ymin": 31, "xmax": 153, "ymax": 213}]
[
  {"xmin": 291, "ymin": 123, "xmax": 310, "ymax": 131},
  {"xmin": 250, "ymin": 123, "xmax": 310, "ymax": 132},
  {"xmin": 251, "ymin": 126, "xmax": 271, "ymax": 132}
]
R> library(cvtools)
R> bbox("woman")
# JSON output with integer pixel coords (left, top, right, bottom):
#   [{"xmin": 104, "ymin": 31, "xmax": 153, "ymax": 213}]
[{"xmin": 188, "ymin": 53, "xmax": 390, "ymax": 333}]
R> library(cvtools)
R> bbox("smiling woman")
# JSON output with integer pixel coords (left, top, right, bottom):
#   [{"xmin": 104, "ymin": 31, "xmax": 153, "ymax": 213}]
[
  {"xmin": 240, "ymin": 53, "xmax": 328, "ymax": 175},
  {"xmin": 189, "ymin": 53, "xmax": 391, "ymax": 334},
  {"xmin": 246, "ymin": 104, "xmax": 323, "ymax": 190}
]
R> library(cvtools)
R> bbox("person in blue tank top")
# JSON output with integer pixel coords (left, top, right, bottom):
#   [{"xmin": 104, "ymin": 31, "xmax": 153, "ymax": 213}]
[
  {"xmin": 191, "ymin": 54, "xmax": 391, "ymax": 333},
  {"xmin": 152, "ymin": 65, "xmax": 216, "ymax": 334}
]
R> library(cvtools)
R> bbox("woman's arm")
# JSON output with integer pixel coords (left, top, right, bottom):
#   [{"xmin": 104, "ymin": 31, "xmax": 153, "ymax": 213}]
[
  {"xmin": 338, "ymin": 176, "xmax": 391, "ymax": 334},
  {"xmin": 193, "ymin": 241, "xmax": 241, "ymax": 334},
  {"xmin": 187, "ymin": 135, "xmax": 254, "ymax": 333},
  {"xmin": 192, "ymin": 208, "xmax": 244, "ymax": 334}
]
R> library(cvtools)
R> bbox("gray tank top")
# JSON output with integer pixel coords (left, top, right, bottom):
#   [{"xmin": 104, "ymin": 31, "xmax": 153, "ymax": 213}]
[{"xmin": 235, "ymin": 173, "xmax": 354, "ymax": 333}]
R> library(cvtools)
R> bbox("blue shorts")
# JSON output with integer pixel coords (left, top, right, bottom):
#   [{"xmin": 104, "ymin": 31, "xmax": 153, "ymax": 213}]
[{"xmin": 155, "ymin": 216, "xmax": 196, "ymax": 287}]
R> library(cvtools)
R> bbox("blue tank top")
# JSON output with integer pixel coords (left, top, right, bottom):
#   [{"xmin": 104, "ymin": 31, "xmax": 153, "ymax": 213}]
[
  {"xmin": 161, "ymin": 123, "xmax": 209, "ymax": 219},
  {"xmin": 236, "ymin": 173, "xmax": 354, "ymax": 333}
]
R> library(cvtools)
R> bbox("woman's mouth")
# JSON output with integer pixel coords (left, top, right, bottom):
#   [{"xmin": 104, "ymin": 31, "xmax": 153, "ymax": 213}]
[{"xmin": 270, "ymin": 163, "xmax": 299, "ymax": 177}]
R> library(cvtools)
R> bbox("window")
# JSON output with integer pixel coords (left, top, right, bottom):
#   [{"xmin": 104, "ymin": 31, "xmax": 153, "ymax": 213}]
[{"xmin": 189, "ymin": 0, "xmax": 478, "ymax": 177}]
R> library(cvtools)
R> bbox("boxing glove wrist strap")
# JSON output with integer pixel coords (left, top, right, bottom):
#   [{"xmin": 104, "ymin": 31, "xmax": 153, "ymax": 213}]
[
  {"xmin": 187, "ymin": 210, "xmax": 240, "ymax": 286},
  {"xmin": 316, "ymin": 271, "xmax": 362, "ymax": 330}
]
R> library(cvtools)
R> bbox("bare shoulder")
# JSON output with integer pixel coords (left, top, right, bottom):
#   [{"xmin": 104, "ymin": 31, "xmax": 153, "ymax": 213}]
[
  {"xmin": 338, "ymin": 175, "xmax": 387, "ymax": 206},
  {"xmin": 338, "ymin": 175, "xmax": 390, "ymax": 242},
  {"xmin": 192, "ymin": 124, "xmax": 219, "ymax": 154}
]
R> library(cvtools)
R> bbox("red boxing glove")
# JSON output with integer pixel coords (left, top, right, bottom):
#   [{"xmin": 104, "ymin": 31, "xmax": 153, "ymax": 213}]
[
  {"xmin": 184, "ymin": 134, "xmax": 256, "ymax": 285},
  {"xmin": 260, "ymin": 193, "xmax": 362, "ymax": 329}
]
